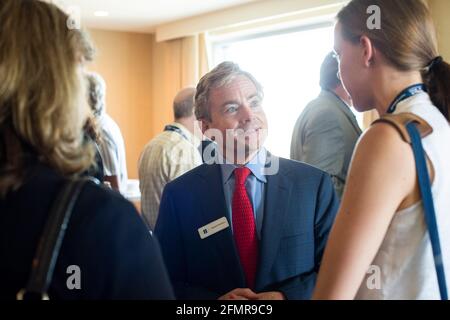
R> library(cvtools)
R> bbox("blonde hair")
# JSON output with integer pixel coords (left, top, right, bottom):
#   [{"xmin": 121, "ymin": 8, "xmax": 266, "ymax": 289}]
[
  {"xmin": 0, "ymin": 0, "xmax": 96, "ymax": 196},
  {"xmin": 337, "ymin": 0, "xmax": 450, "ymax": 121}
]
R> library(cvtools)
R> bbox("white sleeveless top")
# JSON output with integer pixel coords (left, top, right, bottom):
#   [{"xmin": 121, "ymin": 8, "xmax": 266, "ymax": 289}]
[{"xmin": 356, "ymin": 92, "xmax": 450, "ymax": 300}]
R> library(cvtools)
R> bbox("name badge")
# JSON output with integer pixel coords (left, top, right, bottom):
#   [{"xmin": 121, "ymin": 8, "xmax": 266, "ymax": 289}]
[{"xmin": 198, "ymin": 217, "xmax": 229, "ymax": 239}]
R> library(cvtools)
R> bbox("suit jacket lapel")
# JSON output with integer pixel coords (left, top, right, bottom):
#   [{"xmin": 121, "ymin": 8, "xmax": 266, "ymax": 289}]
[
  {"xmin": 342, "ymin": 107, "xmax": 363, "ymax": 135},
  {"xmin": 335, "ymin": 97, "xmax": 363, "ymax": 135},
  {"xmin": 197, "ymin": 164, "xmax": 246, "ymax": 288},
  {"xmin": 256, "ymin": 157, "xmax": 292, "ymax": 290}
]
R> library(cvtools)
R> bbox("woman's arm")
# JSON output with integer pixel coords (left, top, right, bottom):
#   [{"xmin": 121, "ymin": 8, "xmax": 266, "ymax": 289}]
[{"xmin": 312, "ymin": 122, "xmax": 417, "ymax": 299}]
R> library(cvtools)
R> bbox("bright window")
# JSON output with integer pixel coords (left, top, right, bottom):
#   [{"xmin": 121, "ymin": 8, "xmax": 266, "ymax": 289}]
[{"xmin": 212, "ymin": 23, "xmax": 363, "ymax": 158}]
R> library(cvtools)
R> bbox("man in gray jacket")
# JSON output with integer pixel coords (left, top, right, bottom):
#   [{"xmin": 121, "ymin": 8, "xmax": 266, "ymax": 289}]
[{"xmin": 290, "ymin": 52, "xmax": 362, "ymax": 198}]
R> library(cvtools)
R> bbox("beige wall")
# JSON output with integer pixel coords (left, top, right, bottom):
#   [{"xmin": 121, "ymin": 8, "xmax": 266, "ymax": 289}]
[
  {"xmin": 150, "ymin": 39, "xmax": 182, "ymax": 137},
  {"xmin": 86, "ymin": 29, "xmax": 205, "ymax": 181},
  {"xmin": 150, "ymin": 35, "xmax": 209, "ymax": 137},
  {"xmin": 429, "ymin": 0, "xmax": 450, "ymax": 60},
  {"xmin": 88, "ymin": 29, "xmax": 154, "ymax": 180}
]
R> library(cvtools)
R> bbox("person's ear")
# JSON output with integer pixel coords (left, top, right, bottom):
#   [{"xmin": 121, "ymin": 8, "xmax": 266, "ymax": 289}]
[
  {"xmin": 200, "ymin": 119, "xmax": 210, "ymax": 135},
  {"xmin": 360, "ymin": 35, "xmax": 375, "ymax": 67}
]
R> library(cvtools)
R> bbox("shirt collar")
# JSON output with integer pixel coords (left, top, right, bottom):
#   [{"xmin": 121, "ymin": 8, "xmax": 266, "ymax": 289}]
[
  {"xmin": 322, "ymin": 90, "xmax": 353, "ymax": 113},
  {"xmin": 221, "ymin": 148, "xmax": 268, "ymax": 184},
  {"xmin": 393, "ymin": 91, "xmax": 428, "ymax": 115},
  {"xmin": 170, "ymin": 122, "xmax": 201, "ymax": 147},
  {"xmin": 321, "ymin": 89, "xmax": 361, "ymax": 128}
]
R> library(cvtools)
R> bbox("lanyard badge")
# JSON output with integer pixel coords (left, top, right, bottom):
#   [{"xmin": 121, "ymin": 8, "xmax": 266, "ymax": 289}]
[
  {"xmin": 387, "ymin": 83, "xmax": 427, "ymax": 114},
  {"xmin": 164, "ymin": 125, "xmax": 189, "ymax": 141}
]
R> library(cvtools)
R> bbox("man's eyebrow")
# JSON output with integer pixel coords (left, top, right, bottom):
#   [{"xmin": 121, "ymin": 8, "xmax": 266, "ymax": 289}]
[
  {"xmin": 220, "ymin": 100, "xmax": 239, "ymax": 109},
  {"xmin": 248, "ymin": 93, "xmax": 262, "ymax": 100},
  {"xmin": 220, "ymin": 94, "xmax": 262, "ymax": 109}
]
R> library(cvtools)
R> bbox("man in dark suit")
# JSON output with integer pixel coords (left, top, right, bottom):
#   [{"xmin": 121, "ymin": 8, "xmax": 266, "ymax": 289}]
[{"xmin": 155, "ymin": 61, "xmax": 339, "ymax": 300}]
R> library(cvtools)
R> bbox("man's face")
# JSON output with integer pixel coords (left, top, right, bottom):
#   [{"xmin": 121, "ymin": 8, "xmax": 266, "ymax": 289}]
[{"xmin": 202, "ymin": 75, "xmax": 268, "ymax": 161}]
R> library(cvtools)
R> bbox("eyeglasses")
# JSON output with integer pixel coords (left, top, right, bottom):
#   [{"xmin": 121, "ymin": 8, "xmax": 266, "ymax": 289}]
[{"xmin": 332, "ymin": 51, "xmax": 340, "ymax": 62}]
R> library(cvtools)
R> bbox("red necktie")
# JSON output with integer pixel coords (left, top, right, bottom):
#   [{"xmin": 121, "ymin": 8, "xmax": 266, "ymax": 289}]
[{"xmin": 232, "ymin": 167, "xmax": 259, "ymax": 289}]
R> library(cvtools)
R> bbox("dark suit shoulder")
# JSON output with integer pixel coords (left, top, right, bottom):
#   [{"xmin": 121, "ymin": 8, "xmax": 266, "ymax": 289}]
[
  {"xmin": 166, "ymin": 158, "xmax": 328, "ymax": 188},
  {"xmin": 277, "ymin": 156, "xmax": 328, "ymax": 179},
  {"xmin": 1, "ymin": 164, "xmax": 173, "ymax": 299},
  {"xmin": 68, "ymin": 180, "xmax": 157, "ymax": 259},
  {"xmin": 163, "ymin": 163, "xmax": 213, "ymax": 191},
  {"xmin": 57, "ymin": 181, "xmax": 174, "ymax": 299},
  {"xmin": 77, "ymin": 180, "xmax": 136, "ymax": 217}
]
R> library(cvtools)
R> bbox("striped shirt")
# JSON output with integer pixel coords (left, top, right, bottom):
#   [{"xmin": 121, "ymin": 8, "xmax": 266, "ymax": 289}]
[{"xmin": 138, "ymin": 122, "xmax": 202, "ymax": 229}]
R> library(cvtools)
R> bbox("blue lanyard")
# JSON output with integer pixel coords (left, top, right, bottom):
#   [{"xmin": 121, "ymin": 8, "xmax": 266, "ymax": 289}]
[
  {"xmin": 164, "ymin": 125, "xmax": 189, "ymax": 141},
  {"xmin": 387, "ymin": 84, "xmax": 427, "ymax": 114},
  {"xmin": 407, "ymin": 122, "xmax": 448, "ymax": 300}
]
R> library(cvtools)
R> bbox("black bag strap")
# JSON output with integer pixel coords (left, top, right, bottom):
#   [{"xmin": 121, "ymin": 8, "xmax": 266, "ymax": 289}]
[{"xmin": 17, "ymin": 178, "xmax": 93, "ymax": 300}]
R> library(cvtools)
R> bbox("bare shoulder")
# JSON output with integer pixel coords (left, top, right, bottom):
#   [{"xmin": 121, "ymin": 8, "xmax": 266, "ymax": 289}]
[
  {"xmin": 344, "ymin": 121, "xmax": 417, "ymax": 209},
  {"xmin": 354, "ymin": 121, "xmax": 414, "ymax": 164}
]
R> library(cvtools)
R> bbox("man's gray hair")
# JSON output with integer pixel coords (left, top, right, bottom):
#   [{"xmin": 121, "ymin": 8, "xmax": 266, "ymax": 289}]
[
  {"xmin": 195, "ymin": 61, "xmax": 264, "ymax": 121},
  {"xmin": 86, "ymin": 72, "xmax": 106, "ymax": 117}
]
